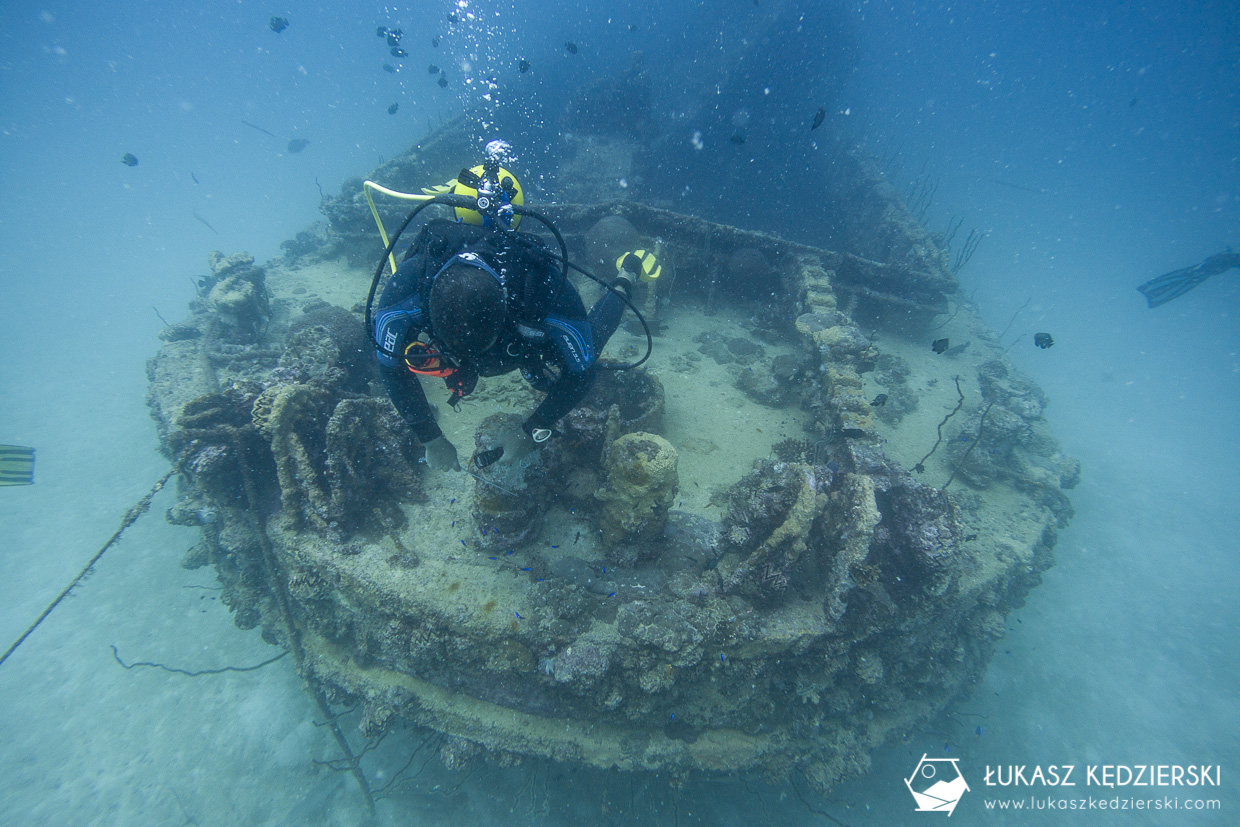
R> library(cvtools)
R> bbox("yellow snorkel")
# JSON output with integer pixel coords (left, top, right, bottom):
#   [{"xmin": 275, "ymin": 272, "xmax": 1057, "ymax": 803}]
[{"xmin": 362, "ymin": 180, "xmax": 437, "ymax": 275}]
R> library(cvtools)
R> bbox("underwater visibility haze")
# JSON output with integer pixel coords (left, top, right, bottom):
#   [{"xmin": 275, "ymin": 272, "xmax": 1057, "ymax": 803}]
[{"xmin": 1, "ymin": 1, "xmax": 1237, "ymax": 824}]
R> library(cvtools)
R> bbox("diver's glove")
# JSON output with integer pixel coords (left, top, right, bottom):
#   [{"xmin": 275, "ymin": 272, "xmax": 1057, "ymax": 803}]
[
  {"xmin": 423, "ymin": 435, "xmax": 460, "ymax": 471},
  {"xmin": 495, "ymin": 427, "xmax": 535, "ymax": 466}
]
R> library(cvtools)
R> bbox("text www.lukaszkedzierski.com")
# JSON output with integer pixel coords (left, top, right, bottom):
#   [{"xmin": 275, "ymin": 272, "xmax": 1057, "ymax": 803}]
[{"xmin": 983, "ymin": 796, "xmax": 1220, "ymax": 812}]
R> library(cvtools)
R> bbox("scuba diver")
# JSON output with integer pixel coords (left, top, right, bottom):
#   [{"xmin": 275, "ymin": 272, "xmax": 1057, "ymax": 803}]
[
  {"xmin": 1137, "ymin": 249, "xmax": 1239, "ymax": 308},
  {"xmin": 370, "ymin": 145, "xmax": 637, "ymax": 472}
]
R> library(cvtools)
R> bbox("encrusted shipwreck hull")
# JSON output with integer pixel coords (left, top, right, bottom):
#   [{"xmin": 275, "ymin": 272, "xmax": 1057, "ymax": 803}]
[{"xmin": 147, "ymin": 143, "xmax": 1075, "ymax": 793}]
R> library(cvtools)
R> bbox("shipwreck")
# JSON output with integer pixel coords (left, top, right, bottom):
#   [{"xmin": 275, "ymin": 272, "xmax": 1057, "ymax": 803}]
[{"xmin": 146, "ymin": 68, "xmax": 1076, "ymax": 806}]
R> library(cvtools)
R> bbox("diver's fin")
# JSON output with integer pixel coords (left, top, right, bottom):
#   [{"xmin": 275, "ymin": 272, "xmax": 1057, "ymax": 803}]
[
  {"xmin": 0, "ymin": 444, "xmax": 35, "ymax": 486},
  {"xmin": 1136, "ymin": 264, "xmax": 1213, "ymax": 308}
]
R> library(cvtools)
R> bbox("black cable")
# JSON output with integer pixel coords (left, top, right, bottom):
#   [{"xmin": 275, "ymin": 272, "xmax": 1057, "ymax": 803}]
[
  {"xmin": 508, "ymin": 203, "xmax": 570, "ymax": 297},
  {"xmin": 504, "ymin": 202, "xmax": 652, "ymax": 369},
  {"xmin": 365, "ymin": 196, "xmax": 446, "ymax": 355},
  {"xmin": 561, "ymin": 255, "xmax": 653, "ymax": 370},
  {"xmin": 0, "ymin": 465, "xmax": 179, "ymax": 669},
  {"xmin": 111, "ymin": 644, "xmax": 287, "ymax": 676}
]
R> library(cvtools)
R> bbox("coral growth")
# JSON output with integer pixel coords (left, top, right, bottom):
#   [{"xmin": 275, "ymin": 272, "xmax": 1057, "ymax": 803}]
[
  {"xmin": 595, "ymin": 432, "xmax": 679, "ymax": 552},
  {"xmin": 205, "ymin": 251, "xmax": 269, "ymax": 342},
  {"xmin": 872, "ymin": 353, "xmax": 918, "ymax": 426},
  {"xmin": 717, "ymin": 443, "xmax": 961, "ymax": 624},
  {"xmin": 470, "ymin": 414, "xmax": 545, "ymax": 550},
  {"xmin": 324, "ymin": 397, "xmax": 422, "ymax": 533},
  {"xmin": 279, "ymin": 223, "xmax": 332, "ymax": 264},
  {"xmin": 274, "ymin": 304, "xmax": 373, "ymax": 392},
  {"xmin": 794, "ymin": 265, "xmax": 879, "ymax": 435},
  {"xmin": 945, "ymin": 359, "xmax": 1080, "ymax": 524},
  {"xmin": 252, "ymin": 382, "xmax": 333, "ymax": 530},
  {"xmin": 719, "ymin": 459, "xmax": 829, "ymax": 604},
  {"xmin": 551, "ymin": 368, "xmax": 665, "ymax": 466}
]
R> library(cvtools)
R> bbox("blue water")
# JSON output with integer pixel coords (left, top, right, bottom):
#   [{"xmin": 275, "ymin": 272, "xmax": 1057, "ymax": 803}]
[{"xmin": 1, "ymin": 1, "xmax": 1236, "ymax": 824}]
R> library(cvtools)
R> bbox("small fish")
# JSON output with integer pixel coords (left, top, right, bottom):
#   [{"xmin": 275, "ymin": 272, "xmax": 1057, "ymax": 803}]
[
  {"xmin": 565, "ymin": 41, "xmax": 578, "ymax": 54},
  {"xmin": 514, "ymin": 611, "xmax": 522, "ymax": 619},
  {"xmin": 447, "ymin": 12, "xmax": 459, "ymax": 24},
  {"xmin": 376, "ymin": 26, "xmax": 388, "ymax": 38},
  {"xmin": 382, "ymin": 63, "xmax": 396, "ymax": 73},
  {"xmin": 519, "ymin": 58, "xmax": 530, "ymax": 73},
  {"xmin": 190, "ymin": 171, "xmax": 200, "ymax": 184},
  {"xmin": 121, "ymin": 153, "xmax": 138, "ymax": 166},
  {"xmin": 390, "ymin": 46, "xmax": 407, "ymax": 58},
  {"xmin": 193, "ymin": 209, "xmax": 219, "ymax": 235},
  {"xmin": 963, "ymin": 533, "xmax": 978, "ymax": 542},
  {"xmin": 431, "ymin": 35, "xmax": 440, "ymax": 47},
  {"xmin": 241, "ymin": 119, "xmax": 277, "ymax": 138},
  {"xmin": 269, "ymin": 16, "xmax": 289, "ymax": 34},
  {"xmin": 976, "ymin": 726, "xmax": 984, "ymax": 737},
  {"xmin": 286, "ymin": 138, "xmax": 310, "ymax": 153},
  {"xmin": 730, "ymin": 131, "xmax": 746, "ymax": 145},
  {"xmin": 870, "ymin": 393, "xmax": 888, "ymax": 407},
  {"xmin": 428, "ymin": 64, "xmax": 439, "ymax": 74},
  {"xmin": 438, "ymin": 76, "xmax": 448, "ymax": 88},
  {"xmin": 387, "ymin": 102, "xmax": 399, "ymax": 114},
  {"xmin": 932, "ymin": 337, "xmax": 950, "ymax": 354},
  {"xmin": 1034, "ymin": 332, "xmax": 1054, "ymax": 349},
  {"xmin": 386, "ymin": 29, "xmax": 402, "ymax": 47},
  {"xmin": 812, "ymin": 105, "xmax": 826, "ymax": 130}
]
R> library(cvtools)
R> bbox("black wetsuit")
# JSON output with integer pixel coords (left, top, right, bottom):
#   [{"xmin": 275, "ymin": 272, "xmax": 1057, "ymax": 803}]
[{"xmin": 373, "ymin": 219, "xmax": 626, "ymax": 443}]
